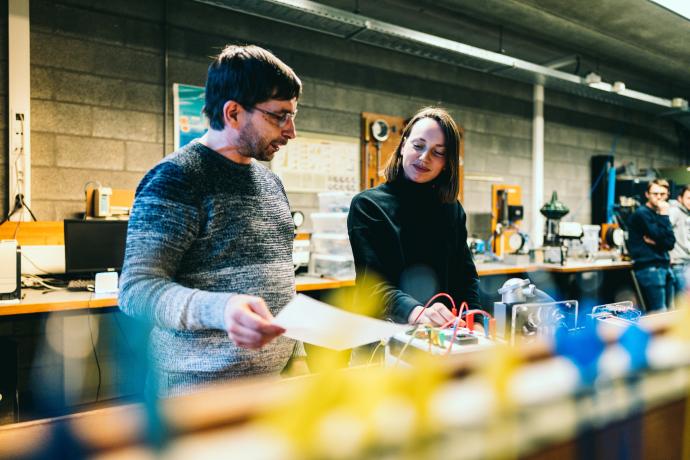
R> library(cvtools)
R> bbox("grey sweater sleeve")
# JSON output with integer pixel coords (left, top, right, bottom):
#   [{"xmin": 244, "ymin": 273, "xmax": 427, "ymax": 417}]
[{"xmin": 118, "ymin": 162, "xmax": 230, "ymax": 331}]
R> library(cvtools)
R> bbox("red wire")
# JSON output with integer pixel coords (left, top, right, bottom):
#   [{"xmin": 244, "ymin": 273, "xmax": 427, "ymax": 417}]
[
  {"xmin": 410, "ymin": 292, "xmax": 458, "ymax": 325},
  {"xmin": 457, "ymin": 301, "xmax": 469, "ymax": 322},
  {"xmin": 440, "ymin": 317, "xmax": 456, "ymax": 329},
  {"xmin": 441, "ymin": 306, "xmax": 494, "ymax": 329},
  {"xmin": 446, "ymin": 303, "xmax": 487, "ymax": 355},
  {"xmin": 462, "ymin": 309, "xmax": 491, "ymax": 319}
]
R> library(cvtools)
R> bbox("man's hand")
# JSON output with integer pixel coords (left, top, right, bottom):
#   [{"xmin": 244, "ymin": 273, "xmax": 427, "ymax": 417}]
[
  {"xmin": 657, "ymin": 200, "xmax": 670, "ymax": 215},
  {"xmin": 643, "ymin": 235, "xmax": 657, "ymax": 246},
  {"xmin": 224, "ymin": 294, "xmax": 285, "ymax": 349},
  {"xmin": 408, "ymin": 302, "xmax": 465, "ymax": 327}
]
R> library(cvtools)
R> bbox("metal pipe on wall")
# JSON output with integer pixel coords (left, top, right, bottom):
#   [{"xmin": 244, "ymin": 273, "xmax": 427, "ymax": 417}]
[
  {"xmin": 531, "ymin": 84, "xmax": 544, "ymax": 248},
  {"xmin": 8, "ymin": 0, "xmax": 31, "ymax": 221}
]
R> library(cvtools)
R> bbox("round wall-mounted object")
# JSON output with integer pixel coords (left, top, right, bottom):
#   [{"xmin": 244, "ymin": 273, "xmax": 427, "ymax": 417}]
[
  {"xmin": 371, "ymin": 119, "xmax": 390, "ymax": 142},
  {"xmin": 291, "ymin": 211, "xmax": 305, "ymax": 229},
  {"xmin": 508, "ymin": 232, "xmax": 526, "ymax": 252}
]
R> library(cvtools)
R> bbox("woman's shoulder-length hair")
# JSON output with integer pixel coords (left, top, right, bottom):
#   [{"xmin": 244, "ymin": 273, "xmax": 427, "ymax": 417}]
[{"xmin": 383, "ymin": 107, "xmax": 462, "ymax": 204}]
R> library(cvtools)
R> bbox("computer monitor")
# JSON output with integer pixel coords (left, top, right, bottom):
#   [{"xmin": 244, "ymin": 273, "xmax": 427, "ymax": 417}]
[{"xmin": 64, "ymin": 219, "xmax": 128, "ymax": 275}]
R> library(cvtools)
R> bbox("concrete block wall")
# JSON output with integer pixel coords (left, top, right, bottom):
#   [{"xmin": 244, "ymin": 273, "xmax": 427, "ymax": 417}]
[
  {"xmin": 18, "ymin": 0, "xmax": 684, "ymax": 227},
  {"xmin": 28, "ymin": 0, "xmax": 166, "ymax": 220},
  {"xmin": 0, "ymin": 0, "xmax": 685, "ymax": 418}
]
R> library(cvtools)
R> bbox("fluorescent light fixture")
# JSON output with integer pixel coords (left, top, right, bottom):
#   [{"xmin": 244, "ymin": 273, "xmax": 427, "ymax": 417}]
[
  {"xmin": 465, "ymin": 173, "xmax": 505, "ymax": 182},
  {"xmin": 649, "ymin": 0, "xmax": 690, "ymax": 21}
]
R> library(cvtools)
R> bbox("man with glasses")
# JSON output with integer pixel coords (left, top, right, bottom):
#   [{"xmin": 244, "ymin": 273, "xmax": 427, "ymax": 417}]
[
  {"xmin": 119, "ymin": 45, "xmax": 305, "ymax": 396},
  {"xmin": 627, "ymin": 179, "xmax": 676, "ymax": 311}
]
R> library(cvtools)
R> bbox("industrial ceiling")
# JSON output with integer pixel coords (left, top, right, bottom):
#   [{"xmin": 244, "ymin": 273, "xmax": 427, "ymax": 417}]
[
  {"xmin": 195, "ymin": 0, "xmax": 690, "ymax": 124},
  {"xmin": 318, "ymin": 0, "xmax": 690, "ymax": 97}
]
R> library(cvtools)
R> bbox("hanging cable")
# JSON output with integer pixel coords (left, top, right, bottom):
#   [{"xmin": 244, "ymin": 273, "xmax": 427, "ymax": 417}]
[{"xmin": 87, "ymin": 312, "xmax": 102, "ymax": 402}]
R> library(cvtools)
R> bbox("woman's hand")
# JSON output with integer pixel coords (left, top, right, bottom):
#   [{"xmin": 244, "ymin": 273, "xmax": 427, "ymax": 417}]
[{"xmin": 408, "ymin": 302, "xmax": 464, "ymax": 327}]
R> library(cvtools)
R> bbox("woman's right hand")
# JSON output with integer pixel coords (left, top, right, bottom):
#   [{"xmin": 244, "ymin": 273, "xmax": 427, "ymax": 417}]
[{"xmin": 408, "ymin": 302, "xmax": 463, "ymax": 327}]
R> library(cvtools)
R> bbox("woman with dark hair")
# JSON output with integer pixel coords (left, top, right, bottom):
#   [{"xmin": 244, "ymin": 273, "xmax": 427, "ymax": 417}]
[{"xmin": 348, "ymin": 107, "xmax": 481, "ymax": 326}]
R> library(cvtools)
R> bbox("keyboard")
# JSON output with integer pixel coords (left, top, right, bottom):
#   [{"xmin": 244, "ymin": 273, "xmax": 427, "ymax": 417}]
[{"xmin": 67, "ymin": 279, "xmax": 94, "ymax": 291}]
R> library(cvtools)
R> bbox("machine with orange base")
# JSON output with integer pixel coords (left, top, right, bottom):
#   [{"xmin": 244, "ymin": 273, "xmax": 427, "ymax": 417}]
[
  {"xmin": 601, "ymin": 222, "xmax": 625, "ymax": 250},
  {"xmin": 491, "ymin": 184, "xmax": 527, "ymax": 257}
]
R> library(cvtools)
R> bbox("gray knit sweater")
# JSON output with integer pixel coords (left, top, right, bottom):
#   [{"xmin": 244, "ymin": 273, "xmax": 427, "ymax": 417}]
[
  {"xmin": 119, "ymin": 141, "xmax": 301, "ymax": 396},
  {"xmin": 669, "ymin": 199, "xmax": 690, "ymax": 265}
]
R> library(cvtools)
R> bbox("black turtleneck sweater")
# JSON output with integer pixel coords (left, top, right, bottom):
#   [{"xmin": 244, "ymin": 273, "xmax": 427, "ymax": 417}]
[{"xmin": 347, "ymin": 178, "xmax": 481, "ymax": 323}]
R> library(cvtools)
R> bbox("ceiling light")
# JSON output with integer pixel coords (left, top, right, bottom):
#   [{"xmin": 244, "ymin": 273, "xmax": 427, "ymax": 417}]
[
  {"xmin": 612, "ymin": 81, "xmax": 626, "ymax": 93},
  {"xmin": 585, "ymin": 72, "xmax": 601, "ymax": 84},
  {"xmin": 672, "ymin": 98, "xmax": 689, "ymax": 109},
  {"xmin": 649, "ymin": 0, "xmax": 690, "ymax": 21}
]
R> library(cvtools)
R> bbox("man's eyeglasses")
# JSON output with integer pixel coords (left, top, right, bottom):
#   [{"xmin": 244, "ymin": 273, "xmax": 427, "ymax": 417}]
[
  {"xmin": 252, "ymin": 106, "xmax": 297, "ymax": 128},
  {"xmin": 649, "ymin": 192, "xmax": 668, "ymax": 197}
]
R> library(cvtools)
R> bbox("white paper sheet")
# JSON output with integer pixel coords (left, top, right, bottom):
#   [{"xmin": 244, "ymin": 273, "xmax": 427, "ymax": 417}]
[{"xmin": 273, "ymin": 294, "xmax": 409, "ymax": 350}]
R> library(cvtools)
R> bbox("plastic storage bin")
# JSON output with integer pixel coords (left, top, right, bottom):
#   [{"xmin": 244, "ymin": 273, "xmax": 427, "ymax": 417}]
[
  {"xmin": 310, "ymin": 254, "xmax": 355, "ymax": 279},
  {"xmin": 581, "ymin": 224, "xmax": 601, "ymax": 254},
  {"xmin": 318, "ymin": 192, "xmax": 355, "ymax": 213},
  {"xmin": 311, "ymin": 233, "xmax": 353, "ymax": 257},
  {"xmin": 310, "ymin": 212, "xmax": 348, "ymax": 234}
]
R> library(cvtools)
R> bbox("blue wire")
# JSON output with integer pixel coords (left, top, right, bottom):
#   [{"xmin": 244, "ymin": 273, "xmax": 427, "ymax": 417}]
[{"xmin": 568, "ymin": 129, "xmax": 622, "ymax": 221}]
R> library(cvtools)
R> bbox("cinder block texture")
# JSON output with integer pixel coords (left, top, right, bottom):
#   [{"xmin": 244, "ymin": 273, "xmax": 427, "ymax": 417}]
[
  {"xmin": 0, "ymin": 0, "xmax": 686, "ymax": 417},
  {"xmin": 125, "ymin": 141, "xmax": 164, "ymax": 172},
  {"xmin": 55, "ymin": 135, "xmax": 125, "ymax": 170},
  {"xmin": 3, "ymin": 0, "xmax": 686, "ymax": 227}
]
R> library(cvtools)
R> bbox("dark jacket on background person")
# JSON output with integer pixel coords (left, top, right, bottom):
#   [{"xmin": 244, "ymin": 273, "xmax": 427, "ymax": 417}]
[
  {"xmin": 347, "ymin": 177, "xmax": 481, "ymax": 323},
  {"xmin": 627, "ymin": 205, "xmax": 676, "ymax": 270}
]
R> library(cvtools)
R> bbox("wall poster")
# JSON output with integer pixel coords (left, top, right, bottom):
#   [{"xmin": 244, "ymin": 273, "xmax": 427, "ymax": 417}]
[
  {"xmin": 173, "ymin": 83, "xmax": 359, "ymax": 192},
  {"xmin": 173, "ymin": 83, "xmax": 208, "ymax": 149}
]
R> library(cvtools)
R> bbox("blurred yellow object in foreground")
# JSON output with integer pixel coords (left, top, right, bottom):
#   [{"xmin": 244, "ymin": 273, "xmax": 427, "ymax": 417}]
[{"xmin": 258, "ymin": 361, "xmax": 448, "ymax": 458}]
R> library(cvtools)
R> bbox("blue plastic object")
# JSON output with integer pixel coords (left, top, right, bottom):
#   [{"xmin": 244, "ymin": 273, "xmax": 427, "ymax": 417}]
[
  {"xmin": 554, "ymin": 326, "xmax": 606, "ymax": 385},
  {"xmin": 606, "ymin": 164, "xmax": 616, "ymax": 224},
  {"xmin": 618, "ymin": 324, "xmax": 651, "ymax": 371}
]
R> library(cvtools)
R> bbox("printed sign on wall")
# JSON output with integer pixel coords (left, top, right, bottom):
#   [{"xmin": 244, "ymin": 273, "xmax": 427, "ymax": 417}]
[
  {"xmin": 172, "ymin": 83, "xmax": 359, "ymax": 192},
  {"xmin": 173, "ymin": 83, "xmax": 208, "ymax": 149}
]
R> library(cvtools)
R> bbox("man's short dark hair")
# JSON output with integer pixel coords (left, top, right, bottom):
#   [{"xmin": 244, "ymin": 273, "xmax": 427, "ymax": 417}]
[
  {"xmin": 678, "ymin": 184, "xmax": 690, "ymax": 198},
  {"xmin": 203, "ymin": 44, "xmax": 302, "ymax": 130}
]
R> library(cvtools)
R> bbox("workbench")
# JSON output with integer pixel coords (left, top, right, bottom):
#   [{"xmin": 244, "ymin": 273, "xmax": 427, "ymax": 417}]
[
  {"xmin": 476, "ymin": 260, "xmax": 635, "ymax": 309},
  {"xmin": 0, "ymin": 261, "xmax": 632, "ymax": 317},
  {"xmin": 0, "ymin": 275, "xmax": 356, "ymax": 317},
  {"xmin": 0, "ymin": 310, "xmax": 683, "ymax": 460},
  {"xmin": 0, "ymin": 259, "xmax": 637, "ymax": 427}
]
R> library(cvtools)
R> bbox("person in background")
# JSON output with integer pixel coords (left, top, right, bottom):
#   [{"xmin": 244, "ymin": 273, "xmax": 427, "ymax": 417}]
[
  {"xmin": 627, "ymin": 179, "xmax": 676, "ymax": 312},
  {"xmin": 119, "ymin": 44, "xmax": 306, "ymax": 396},
  {"xmin": 348, "ymin": 107, "xmax": 481, "ymax": 328},
  {"xmin": 669, "ymin": 184, "xmax": 690, "ymax": 296}
]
